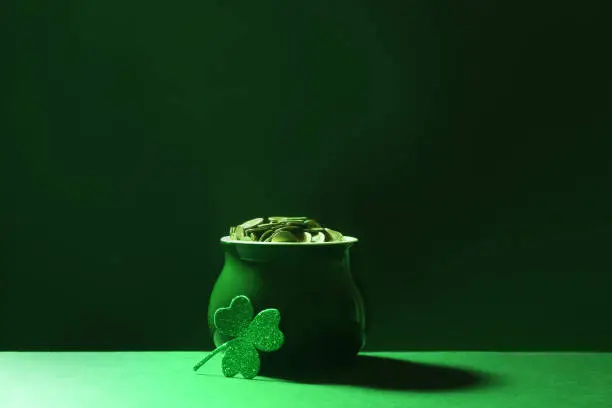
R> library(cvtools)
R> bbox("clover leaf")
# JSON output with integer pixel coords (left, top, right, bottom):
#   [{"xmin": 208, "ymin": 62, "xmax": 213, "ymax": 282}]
[{"xmin": 193, "ymin": 295, "xmax": 285, "ymax": 379}]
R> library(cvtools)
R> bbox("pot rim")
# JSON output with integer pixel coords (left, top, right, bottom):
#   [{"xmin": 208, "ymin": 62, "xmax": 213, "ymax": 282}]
[{"xmin": 220, "ymin": 235, "xmax": 358, "ymax": 246}]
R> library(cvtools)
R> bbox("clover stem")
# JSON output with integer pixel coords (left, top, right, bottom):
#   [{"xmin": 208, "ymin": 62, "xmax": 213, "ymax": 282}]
[{"xmin": 193, "ymin": 342, "xmax": 229, "ymax": 372}]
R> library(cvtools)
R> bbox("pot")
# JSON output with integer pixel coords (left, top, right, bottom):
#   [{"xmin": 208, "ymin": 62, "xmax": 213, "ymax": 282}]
[{"xmin": 208, "ymin": 235, "xmax": 366, "ymax": 375}]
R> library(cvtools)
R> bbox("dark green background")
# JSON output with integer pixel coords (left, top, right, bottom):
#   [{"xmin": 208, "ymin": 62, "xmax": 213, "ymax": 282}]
[{"xmin": 2, "ymin": 1, "xmax": 611, "ymax": 351}]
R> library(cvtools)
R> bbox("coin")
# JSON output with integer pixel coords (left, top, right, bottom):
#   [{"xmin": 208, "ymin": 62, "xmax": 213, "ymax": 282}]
[
  {"xmin": 243, "ymin": 226, "xmax": 269, "ymax": 236},
  {"xmin": 305, "ymin": 219, "xmax": 321, "ymax": 229},
  {"xmin": 234, "ymin": 225, "xmax": 245, "ymax": 240},
  {"xmin": 271, "ymin": 230, "xmax": 298, "ymax": 242},
  {"xmin": 292, "ymin": 229, "xmax": 307, "ymax": 242},
  {"xmin": 305, "ymin": 227, "xmax": 325, "ymax": 232},
  {"xmin": 240, "ymin": 217, "xmax": 264, "ymax": 230},
  {"xmin": 324, "ymin": 228, "xmax": 343, "ymax": 242},
  {"xmin": 259, "ymin": 229, "xmax": 275, "ymax": 242},
  {"xmin": 268, "ymin": 216, "xmax": 290, "ymax": 222},
  {"xmin": 285, "ymin": 221, "xmax": 308, "ymax": 227},
  {"xmin": 311, "ymin": 231, "xmax": 325, "ymax": 242}
]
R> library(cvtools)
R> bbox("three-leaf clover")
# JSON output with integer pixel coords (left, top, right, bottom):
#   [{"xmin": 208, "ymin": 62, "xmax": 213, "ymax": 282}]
[{"xmin": 193, "ymin": 295, "xmax": 285, "ymax": 379}]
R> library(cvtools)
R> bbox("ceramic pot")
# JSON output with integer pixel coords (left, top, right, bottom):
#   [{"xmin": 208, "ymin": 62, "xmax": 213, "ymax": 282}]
[{"xmin": 208, "ymin": 235, "xmax": 366, "ymax": 375}]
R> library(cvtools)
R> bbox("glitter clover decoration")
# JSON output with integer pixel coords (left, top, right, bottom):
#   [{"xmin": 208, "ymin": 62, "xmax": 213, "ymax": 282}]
[{"xmin": 193, "ymin": 295, "xmax": 285, "ymax": 379}]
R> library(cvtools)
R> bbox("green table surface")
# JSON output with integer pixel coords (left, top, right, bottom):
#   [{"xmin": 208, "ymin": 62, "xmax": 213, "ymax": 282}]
[{"xmin": 1, "ymin": 351, "xmax": 610, "ymax": 408}]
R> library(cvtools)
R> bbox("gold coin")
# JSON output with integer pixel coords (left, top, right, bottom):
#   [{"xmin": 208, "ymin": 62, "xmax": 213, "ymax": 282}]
[
  {"xmin": 240, "ymin": 218, "xmax": 264, "ymax": 230},
  {"xmin": 311, "ymin": 231, "xmax": 325, "ymax": 242},
  {"xmin": 305, "ymin": 219, "xmax": 321, "ymax": 229},
  {"xmin": 271, "ymin": 230, "xmax": 298, "ymax": 242},
  {"xmin": 305, "ymin": 227, "xmax": 325, "ymax": 233},
  {"xmin": 234, "ymin": 225, "xmax": 245, "ymax": 240},
  {"xmin": 284, "ymin": 221, "xmax": 308, "ymax": 227},
  {"xmin": 252, "ymin": 223, "xmax": 280, "ymax": 230},
  {"xmin": 268, "ymin": 216, "xmax": 290, "ymax": 222},
  {"xmin": 324, "ymin": 228, "xmax": 343, "ymax": 242},
  {"xmin": 259, "ymin": 229, "xmax": 275, "ymax": 242}
]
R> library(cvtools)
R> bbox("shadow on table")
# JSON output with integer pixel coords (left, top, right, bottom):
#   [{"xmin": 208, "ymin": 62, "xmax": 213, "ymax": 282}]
[{"xmin": 263, "ymin": 355, "xmax": 498, "ymax": 391}]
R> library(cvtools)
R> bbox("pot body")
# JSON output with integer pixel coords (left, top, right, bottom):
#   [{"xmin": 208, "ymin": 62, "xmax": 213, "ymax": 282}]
[{"xmin": 208, "ymin": 237, "xmax": 366, "ymax": 374}]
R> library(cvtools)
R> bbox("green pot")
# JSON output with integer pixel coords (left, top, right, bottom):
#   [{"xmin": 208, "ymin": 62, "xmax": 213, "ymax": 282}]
[{"xmin": 208, "ymin": 235, "xmax": 366, "ymax": 375}]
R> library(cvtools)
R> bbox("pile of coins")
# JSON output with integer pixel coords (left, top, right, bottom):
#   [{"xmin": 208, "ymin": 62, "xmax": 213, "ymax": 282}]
[{"xmin": 228, "ymin": 216, "xmax": 345, "ymax": 243}]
